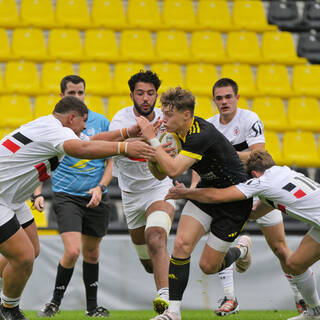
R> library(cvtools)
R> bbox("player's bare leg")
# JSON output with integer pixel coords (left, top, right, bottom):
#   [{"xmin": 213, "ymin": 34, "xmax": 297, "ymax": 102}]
[
  {"xmin": 261, "ymin": 222, "xmax": 306, "ymax": 314},
  {"xmin": 145, "ymin": 201, "xmax": 175, "ymax": 314},
  {"xmin": 286, "ymin": 231, "xmax": 320, "ymax": 320}
]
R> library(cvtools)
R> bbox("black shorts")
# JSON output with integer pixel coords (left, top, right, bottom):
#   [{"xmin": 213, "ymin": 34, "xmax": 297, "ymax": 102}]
[
  {"xmin": 53, "ymin": 192, "xmax": 111, "ymax": 238},
  {"xmin": 191, "ymin": 198, "xmax": 253, "ymax": 242},
  {"xmin": 0, "ymin": 215, "xmax": 20, "ymax": 244}
]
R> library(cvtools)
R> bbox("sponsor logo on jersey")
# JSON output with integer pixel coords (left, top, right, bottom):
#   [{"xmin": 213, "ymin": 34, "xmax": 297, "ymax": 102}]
[{"xmin": 233, "ymin": 127, "xmax": 240, "ymax": 136}]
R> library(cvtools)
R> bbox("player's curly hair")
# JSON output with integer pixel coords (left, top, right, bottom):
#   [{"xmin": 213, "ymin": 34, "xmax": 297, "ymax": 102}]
[
  {"xmin": 160, "ymin": 87, "xmax": 195, "ymax": 116},
  {"xmin": 128, "ymin": 70, "xmax": 161, "ymax": 92},
  {"xmin": 246, "ymin": 151, "xmax": 276, "ymax": 176}
]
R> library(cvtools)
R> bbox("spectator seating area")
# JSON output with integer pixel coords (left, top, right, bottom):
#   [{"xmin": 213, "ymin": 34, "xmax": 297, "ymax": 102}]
[{"xmin": 0, "ymin": 0, "xmax": 319, "ymax": 232}]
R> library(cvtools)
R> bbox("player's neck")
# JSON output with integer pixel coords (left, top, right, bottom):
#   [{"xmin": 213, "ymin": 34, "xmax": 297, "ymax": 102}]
[{"xmin": 219, "ymin": 110, "xmax": 237, "ymax": 125}]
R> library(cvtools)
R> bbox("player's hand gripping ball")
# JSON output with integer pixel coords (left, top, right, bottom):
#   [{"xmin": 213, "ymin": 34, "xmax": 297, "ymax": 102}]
[{"xmin": 155, "ymin": 132, "xmax": 181, "ymax": 173}]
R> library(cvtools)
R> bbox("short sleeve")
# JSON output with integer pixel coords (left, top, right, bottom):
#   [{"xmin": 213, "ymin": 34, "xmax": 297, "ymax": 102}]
[
  {"xmin": 245, "ymin": 112, "xmax": 265, "ymax": 147},
  {"xmin": 236, "ymin": 177, "xmax": 266, "ymax": 198}
]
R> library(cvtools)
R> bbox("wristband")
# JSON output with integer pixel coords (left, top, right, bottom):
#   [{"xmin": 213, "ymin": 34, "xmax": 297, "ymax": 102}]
[
  {"xmin": 31, "ymin": 193, "xmax": 44, "ymax": 204},
  {"xmin": 120, "ymin": 128, "xmax": 129, "ymax": 140},
  {"xmin": 126, "ymin": 128, "xmax": 131, "ymax": 138},
  {"xmin": 149, "ymin": 138, "xmax": 161, "ymax": 147},
  {"xmin": 124, "ymin": 142, "xmax": 128, "ymax": 155},
  {"xmin": 119, "ymin": 141, "xmax": 126, "ymax": 154},
  {"xmin": 117, "ymin": 142, "xmax": 121, "ymax": 154}
]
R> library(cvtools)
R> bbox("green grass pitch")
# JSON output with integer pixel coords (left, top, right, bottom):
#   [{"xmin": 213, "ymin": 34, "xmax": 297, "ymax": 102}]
[{"xmin": 24, "ymin": 310, "xmax": 298, "ymax": 319}]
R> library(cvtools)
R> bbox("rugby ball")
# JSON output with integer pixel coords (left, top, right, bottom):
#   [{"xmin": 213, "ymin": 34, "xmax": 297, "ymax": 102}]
[{"xmin": 155, "ymin": 131, "xmax": 181, "ymax": 173}]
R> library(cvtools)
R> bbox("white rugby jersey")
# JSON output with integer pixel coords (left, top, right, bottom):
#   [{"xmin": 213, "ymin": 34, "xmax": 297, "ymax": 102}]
[
  {"xmin": 236, "ymin": 166, "xmax": 320, "ymax": 229},
  {"xmin": 207, "ymin": 108, "xmax": 265, "ymax": 151},
  {"xmin": 0, "ymin": 115, "xmax": 79, "ymax": 208},
  {"xmin": 109, "ymin": 106, "xmax": 172, "ymax": 192}
]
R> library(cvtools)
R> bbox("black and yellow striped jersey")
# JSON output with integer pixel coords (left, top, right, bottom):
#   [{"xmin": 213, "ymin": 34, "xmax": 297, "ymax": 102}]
[{"xmin": 179, "ymin": 116, "xmax": 248, "ymax": 188}]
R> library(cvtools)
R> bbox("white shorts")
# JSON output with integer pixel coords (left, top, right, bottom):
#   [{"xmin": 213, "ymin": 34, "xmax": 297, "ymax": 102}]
[
  {"xmin": 181, "ymin": 200, "xmax": 212, "ymax": 233},
  {"xmin": 122, "ymin": 185, "xmax": 175, "ymax": 229},
  {"xmin": 0, "ymin": 201, "xmax": 33, "ymax": 227},
  {"xmin": 256, "ymin": 209, "xmax": 283, "ymax": 227},
  {"xmin": 307, "ymin": 227, "xmax": 320, "ymax": 244},
  {"xmin": 181, "ymin": 201, "xmax": 232, "ymax": 252}
]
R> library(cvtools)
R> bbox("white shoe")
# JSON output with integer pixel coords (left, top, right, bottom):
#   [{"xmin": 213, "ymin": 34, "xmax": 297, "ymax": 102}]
[
  {"xmin": 288, "ymin": 311, "xmax": 320, "ymax": 320},
  {"xmin": 150, "ymin": 309, "xmax": 181, "ymax": 320},
  {"xmin": 235, "ymin": 235, "xmax": 252, "ymax": 273}
]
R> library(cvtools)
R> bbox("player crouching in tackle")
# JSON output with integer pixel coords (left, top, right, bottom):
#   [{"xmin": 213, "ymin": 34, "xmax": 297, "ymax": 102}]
[
  {"xmin": 166, "ymin": 150, "xmax": 320, "ymax": 320},
  {"xmin": 136, "ymin": 87, "xmax": 253, "ymax": 320}
]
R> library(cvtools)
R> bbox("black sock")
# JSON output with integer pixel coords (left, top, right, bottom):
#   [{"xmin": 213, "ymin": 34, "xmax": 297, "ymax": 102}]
[
  {"xmin": 169, "ymin": 256, "xmax": 191, "ymax": 301},
  {"xmin": 83, "ymin": 261, "xmax": 99, "ymax": 311},
  {"xmin": 51, "ymin": 263, "xmax": 74, "ymax": 306},
  {"xmin": 219, "ymin": 247, "xmax": 241, "ymax": 272}
]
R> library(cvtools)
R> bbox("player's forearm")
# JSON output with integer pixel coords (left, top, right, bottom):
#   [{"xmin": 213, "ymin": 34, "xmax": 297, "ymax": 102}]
[{"xmin": 90, "ymin": 130, "xmax": 122, "ymax": 142}]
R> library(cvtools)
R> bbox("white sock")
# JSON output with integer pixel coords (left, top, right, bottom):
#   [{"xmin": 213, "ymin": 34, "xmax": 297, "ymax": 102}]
[
  {"xmin": 158, "ymin": 287, "xmax": 169, "ymax": 301},
  {"xmin": 292, "ymin": 269, "xmax": 320, "ymax": 311},
  {"xmin": 285, "ymin": 274, "xmax": 303, "ymax": 303},
  {"xmin": 168, "ymin": 300, "xmax": 181, "ymax": 316},
  {"xmin": 218, "ymin": 265, "xmax": 235, "ymax": 300},
  {"xmin": 1, "ymin": 293, "xmax": 20, "ymax": 307},
  {"xmin": 238, "ymin": 246, "xmax": 247, "ymax": 259}
]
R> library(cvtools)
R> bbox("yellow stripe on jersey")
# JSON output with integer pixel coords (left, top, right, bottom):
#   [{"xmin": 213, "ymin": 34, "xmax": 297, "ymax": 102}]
[
  {"xmin": 170, "ymin": 257, "xmax": 190, "ymax": 265},
  {"xmin": 180, "ymin": 150, "xmax": 202, "ymax": 160},
  {"xmin": 189, "ymin": 119, "xmax": 200, "ymax": 135}
]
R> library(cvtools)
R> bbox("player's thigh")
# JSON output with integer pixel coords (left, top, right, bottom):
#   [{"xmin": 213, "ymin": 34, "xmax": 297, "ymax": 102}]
[
  {"xmin": 53, "ymin": 192, "xmax": 84, "ymax": 234},
  {"xmin": 15, "ymin": 203, "xmax": 39, "ymax": 256},
  {"xmin": 82, "ymin": 195, "xmax": 111, "ymax": 238},
  {"xmin": 288, "ymin": 228, "xmax": 320, "ymax": 271},
  {"xmin": 173, "ymin": 201, "xmax": 209, "ymax": 256}
]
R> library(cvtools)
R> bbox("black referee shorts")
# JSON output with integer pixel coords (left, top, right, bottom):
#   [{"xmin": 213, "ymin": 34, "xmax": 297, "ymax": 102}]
[{"xmin": 53, "ymin": 192, "xmax": 111, "ymax": 238}]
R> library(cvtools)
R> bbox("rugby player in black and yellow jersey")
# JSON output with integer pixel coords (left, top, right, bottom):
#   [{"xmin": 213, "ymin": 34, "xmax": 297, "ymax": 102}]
[{"xmin": 136, "ymin": 87, "xmax": 253, "ymax": 320}]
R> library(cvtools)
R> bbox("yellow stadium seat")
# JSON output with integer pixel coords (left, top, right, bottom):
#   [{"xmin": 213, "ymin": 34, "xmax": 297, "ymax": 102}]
[
  {"xmin": 151, "ymin": 63, "xmax": 184, "ymax": 95},
  {"xmin": 120, "ymin": 30, "xmax": 156, "ymax": 63},
  {"xmin": 0, "ymin": 68, "xmax": 5, "ymax": 93},
  {"xmin": 0, "ymin": 95, "xmax": 33, "ymax": 128},
  {"xmin": 156, "ymin": 31, "xmax": 191, "ymax": 63},
  {"xmin": 256, "ymin": 65, "xmax": 293, "ymax": 98},
  {"xmin": 252, "ymin": 97, "xmax": 289, "ymax": 131},
  {"xmin": 48, "ymin": 29, "xmax": 84, "ymax": 61},
  {"xmin": 185, "ymin": 64, "xmax": 218, "ymax": 97},
  {"xmin": 197, "ymin": 0, "xmax": 233, "ymax": 31},
  {"xmin": 195, "ymin": 96, "xmax": 216, "ymax": 119},
  {"xmin": 0, "ymin": 128, "xmax": 13, "ymax": 141},
  {"xmin": 288, "ymin": 97, "xmax": 320, "ymax": 132},
  {"xmin": 127, "ymin": 0, "xmax": 163, "ymax": 30},
  {"xmin": 78, "ymin": 62, "xmax": 113, "ymax": 96},
  {"xmin": 5, "ymin": 61, "xmax": 40, "ymax": 95},
  {"xmin": 107, "ymin": 96, "xmax": 132, "ymax": 120},
  {"xmin": 34, "ymin": 95, "xmax": 60, "ymax": 118},
  {"xmin": 84, "ymin": 29, "xmax": 119, "ymax": 62},
  {"xmin": 85, "ymin": 95, "xmax": 106, "ymax": 115},
  {"xmin": 292, "ymin": 65, "xmax": 320, "ymax": 97},
  {"xmin": 113, "ymin": 63, "xmax": 145, "ymax": 95},
  {"xmin": 12, "ymin": 28, "xmax": 48, "ymax": 61},
  {"xmin": 41, "ymin": 62, "xmax": 74, "ymax": 94},
  {"xmin": 91, "ymin": 0, "xmax": 128, "ymax": 29},
  {"xmin": 162, "ymin": 0, "xmax": 198, "ymax": 31},
  {"xmin": 26, "ymin": 200, "xmax": 48, "ymax": 228},
  {"xmin": 237, "ymin": 97, "xmax": 249, "ymax": 110},
  {"xmin": 221, "ymin": 64, "xmax": 257, "ymax": 98},
  {"xmin": 262, "ymin": 31, "xmax": 307, "ymax": 65},
  {"xmin": 20, "ymin": 0, "xmax": 56, "ymax": 28},
  {"xmin": 56, "ymin": 0, "xmax": 91, "ymax": 28},
  {"xmin": 0, "ymin": 29, "xmax": 11, "ymax": 61},
  {"xmin": 232, "ymin": 0, "xmax": 277, "ymax": 32},
  {"xmin": 283, "ymin": 131, "xmax": 320, "ymax": 167},
  {"xmin": 0, "ymin": 0, "xmax": 21, "ymax": 28},
  {"xmin": 227, "ymin": 31, "xmax": 263, "ymax": 64},
  {"xmin": 264, "ymin": 131, "xmax": 284, "ymax": 166},
  {"xmin": 191, "ymin": 31, "xmax": 228, "ymax": 64}
]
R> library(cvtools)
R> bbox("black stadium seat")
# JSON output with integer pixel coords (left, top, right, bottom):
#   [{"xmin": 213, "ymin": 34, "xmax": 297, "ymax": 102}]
[
  {"xmin": 268, "ymin": 0, "xmax": 303, "ymax": 31},
  {"xmin": 302, "ymin": 0, "xmax": 320, "ymax": 31},
  {"xmin": 297, "ymin": 32, "xmax": 320, "ymax": 64}
]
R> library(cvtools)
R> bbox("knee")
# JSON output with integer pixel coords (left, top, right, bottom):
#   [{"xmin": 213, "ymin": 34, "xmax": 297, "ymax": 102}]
[
  {"xmin": 140, "ymin": 259, "xmax": 153, "ymax": 274},
  {"xmin": 173, "ymin": 236, "xmax": 193, "ymax": 257},
  {"xmin": 83, "ymin": 248, "xmax": 99, "ymax": 264},
  {"xmin": 145, "ymin": 228, "xmax": 166, "ymax": 256},
  {"xmin": 199, "ymin": 259, "xmax": 219, "ymax": 275},
  {"xmin": 65, "ymin": 247, "xmax": 80, "ymax": 264},
  {"xmin": 12, "ymin": 250, "xmax": 34, "ymax": 274}
]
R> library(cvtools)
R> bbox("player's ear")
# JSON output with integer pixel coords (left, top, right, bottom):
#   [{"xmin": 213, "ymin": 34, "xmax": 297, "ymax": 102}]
[{"xmin": 251, "ymin": 170, "xmax": 258, "ymax": 178}]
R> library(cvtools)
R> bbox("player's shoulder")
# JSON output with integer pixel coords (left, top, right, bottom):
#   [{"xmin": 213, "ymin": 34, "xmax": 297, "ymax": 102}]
[
  {"xmin": 111, "ymin": 106, "xmax": 134, "ymax": 121},
  {"xmin": 206, "ymin": 113, "xmax": 219, "ymax": 125},
  {"xmin": 237, "ymin": 108, "xmax": 261, "ymax": 122},
  {"xmin": 88, "ymin": 109, "xmax": 109, "ymax": 122}
]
